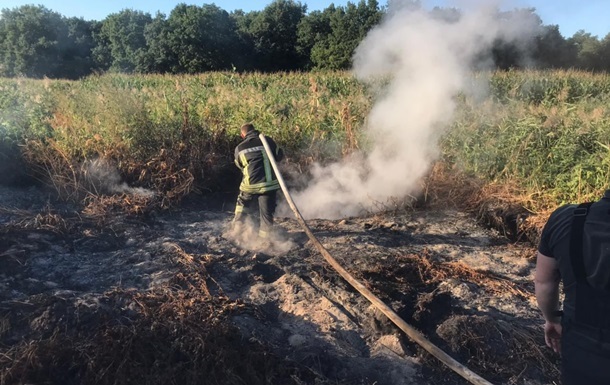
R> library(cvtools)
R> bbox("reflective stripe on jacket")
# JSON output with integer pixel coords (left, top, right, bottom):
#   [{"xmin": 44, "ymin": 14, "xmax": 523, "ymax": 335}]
[{"xmin": 234, "ymin": 130, "xmax": 284, "ymax": 193}]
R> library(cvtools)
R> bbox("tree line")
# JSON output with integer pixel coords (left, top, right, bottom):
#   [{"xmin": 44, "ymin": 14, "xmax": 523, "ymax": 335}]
[{"xmin": 0, "ymin": 0, "xmax": 609, "ymax": 79}]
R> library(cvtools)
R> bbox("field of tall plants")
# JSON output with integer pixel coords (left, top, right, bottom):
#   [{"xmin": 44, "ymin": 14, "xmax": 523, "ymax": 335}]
[
  {"xmin": 0, "ymin": 72, "xmax": 368, "ymax": 204},
  {"xmin": 1, "ymin": 70, "xmax": 609, "ymax": 214},
  {"xmin": 444, "ymin": 70, "xmax": 610, "ymax": 210}
]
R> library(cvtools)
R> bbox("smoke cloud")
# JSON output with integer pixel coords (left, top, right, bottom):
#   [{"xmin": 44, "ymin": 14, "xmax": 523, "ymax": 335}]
[
  {"xmin": 223, "ymin": 218, "xmax": 297, "ymax": 255},
  {"xmin": 84, "ymin": 159, "xmax": 154, "ymax": 197},
  {"xmin": 284, "ymin": 0, "xmax": 540, "ymax": 219}
]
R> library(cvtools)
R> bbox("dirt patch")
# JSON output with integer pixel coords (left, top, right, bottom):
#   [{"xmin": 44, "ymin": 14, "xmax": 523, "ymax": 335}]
[{"xmin": 0, "ymin": 185, "xmax": 558, "ymax": 385}]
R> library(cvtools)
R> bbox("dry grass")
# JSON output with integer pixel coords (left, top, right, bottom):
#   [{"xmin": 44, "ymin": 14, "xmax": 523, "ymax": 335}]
[
  {"xmin": 356, "ymin": 250, "xmax": 557, "ymax": 384},
  {"xmin": 441, "ymin": 260, "xmax": 532, "ymax": 299},
  {"xmin": 82, "ymin": 193, "xmax": 160, "ymax": 223},
  {"xmin": 421, "ymin": 162, "xmax": 553, "ymax": 244},
  {"xmin": 0, "ymin": 204, "xmax": 71, "ymax": 235},
  {"xmin": 23, "ymin": 139, "xmax": 197, "ymax": 210},
  {"xmin": 0, "ymin": 245, "xmax": 325, "ymax": 385},
  {"xmin": 435, "ymin": 315, "xmax": 559, "ymax": 384},
  {"xmin": 379, "ymin": 252, "xmax": 533, "ymax": 301}
]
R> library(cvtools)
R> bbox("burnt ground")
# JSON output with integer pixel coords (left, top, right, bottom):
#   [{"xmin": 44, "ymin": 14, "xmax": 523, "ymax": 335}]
[{"xmin": 0, "ymin": 185, "xmax": 559, "ymax": 385}]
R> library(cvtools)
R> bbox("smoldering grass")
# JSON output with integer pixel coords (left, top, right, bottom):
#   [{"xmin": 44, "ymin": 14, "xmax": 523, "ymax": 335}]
[{"xmin": 0, "ymin": 251, "xmax": 326, "ymax": 385}]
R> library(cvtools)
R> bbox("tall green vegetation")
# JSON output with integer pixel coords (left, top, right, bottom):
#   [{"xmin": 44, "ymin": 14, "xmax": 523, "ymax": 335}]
[
  {"xmin": 1, "ymin": 70, "xmax": 610, "ymax": 212},
  {"xmin": 443, "ymin": 70, "xmax": 610, "ymax": 207},
  {"xmin": 1, "ymin": 72, "xmax": 368, "ymax": 199}
]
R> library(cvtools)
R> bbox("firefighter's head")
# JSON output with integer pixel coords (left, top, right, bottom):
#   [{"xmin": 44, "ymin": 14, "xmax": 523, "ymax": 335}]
[{"xmin": 240, "ymin": 123, "xmax": 256, "ymax": 138}]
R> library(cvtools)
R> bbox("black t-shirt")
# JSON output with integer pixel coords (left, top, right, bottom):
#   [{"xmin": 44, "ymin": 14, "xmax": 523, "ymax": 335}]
[{"xmin": 538, "ymin": 190, "xmax": 610, "ymax": 316}]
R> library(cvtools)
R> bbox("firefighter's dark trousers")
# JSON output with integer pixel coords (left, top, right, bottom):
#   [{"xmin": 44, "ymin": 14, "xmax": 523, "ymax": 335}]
[
  {"xmin": 233, "ymin": 190, "xmax": 277, "ymax": 238},
  {"xmin": 561, "ymin": 322, "xmax": 610, "ymax": 385}
]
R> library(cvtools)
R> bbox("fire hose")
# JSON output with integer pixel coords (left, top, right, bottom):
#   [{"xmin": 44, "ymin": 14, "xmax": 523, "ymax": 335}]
[{"xmin": 259, "ymin": 133, "xmax": 494, "ymax": 385}]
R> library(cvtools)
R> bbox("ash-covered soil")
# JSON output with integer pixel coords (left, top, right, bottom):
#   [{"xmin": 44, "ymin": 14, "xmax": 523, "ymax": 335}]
[{"xmin": 0, "ymin": 185, "xmax": 559, "ymax": 385}]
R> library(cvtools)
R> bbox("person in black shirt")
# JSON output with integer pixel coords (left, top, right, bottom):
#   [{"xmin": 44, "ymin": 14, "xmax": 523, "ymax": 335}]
[{"xmin": 536, "ymin": 190, "xmax": 610, "ymax": 385}]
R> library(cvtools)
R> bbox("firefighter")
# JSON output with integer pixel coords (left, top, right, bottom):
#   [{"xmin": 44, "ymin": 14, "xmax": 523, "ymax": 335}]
[
  {"xmin": 232, "ymin": 123, "xmax": 284, "ymax": 240},
  {"xmin": 535, "ymin": 190, "xmax": 610, "ymax": 385}
]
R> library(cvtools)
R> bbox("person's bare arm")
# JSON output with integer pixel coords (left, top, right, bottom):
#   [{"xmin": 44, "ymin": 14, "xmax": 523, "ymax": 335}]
[
  {"xmin": 535, "ymin": 251, "xmax": 562, "ymax": 353},
  {"xmin": 535, "ymin": 251, "xmax": 561, "ymax": 320}
]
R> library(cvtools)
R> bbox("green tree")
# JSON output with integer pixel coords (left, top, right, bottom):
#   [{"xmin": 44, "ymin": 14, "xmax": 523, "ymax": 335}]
[
  {"xmin": 138, "ymin": 13, "xmax": 175, "ymax": 73},
  {"xmin": 92, "ymin": 9, "xmax": 152, "ymax": 73},
  {"xmin": 568, "ymin": 30, "xmax": 603, "ymax": 71},
  {"xmin": 491, "ymin": 8, "xmax": 543, "ymax": 70},
  {"xmin": 60, "ymin": 17, "xmax": 97, "ymax": 78},
  {"xmin": 533, "ymin": 25, "xmax": 575, "ymax": 69},
  {"xmin": 310, "ymin": 0, "xmax": 382, "ymax": 70},
  {"xmin": 598, "ymin": 33, "xmax": 610, "ymax": 72},
  {"xmin": 247, "ymin": 0, "xmax": 307, "ymax": 71},
  {"xmin": 0, "ymin": 5, "xmax": 69, "ymax": 78},
  {"xmin": 297, "ymin": 8, "xmax": 333, "ymax": 69},
  {"xmin": 164, "ymin": 4, "xmax": 239, "ymax": 73},
  {"xmin": 230, "ymin": 10, "xmax": 259, "ymax": 71}
]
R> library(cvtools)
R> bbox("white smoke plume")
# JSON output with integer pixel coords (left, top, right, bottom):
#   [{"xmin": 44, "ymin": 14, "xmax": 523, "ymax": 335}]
[
  {"xmin": 285, "ymin": 0, "xmax": 540, "ymax": 219},
  {"xmin": 84, "ymin": 158, "xmax": 154, "ymax": 197}
]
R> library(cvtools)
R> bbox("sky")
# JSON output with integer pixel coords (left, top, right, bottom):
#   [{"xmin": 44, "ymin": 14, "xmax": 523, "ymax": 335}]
[{"xmin": 1, "ymin": 0, "xmax": 609, "ymax": 39}]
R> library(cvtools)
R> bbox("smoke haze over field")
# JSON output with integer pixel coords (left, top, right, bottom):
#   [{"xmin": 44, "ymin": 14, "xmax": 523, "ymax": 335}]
[{"xmin": 285, "ymin": 0, "xmax": 541, "ymax": 220}]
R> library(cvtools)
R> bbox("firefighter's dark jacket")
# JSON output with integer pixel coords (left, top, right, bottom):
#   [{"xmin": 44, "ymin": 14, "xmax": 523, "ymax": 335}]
[{"xmin": 234, "ymin": 130, "xmax": 284, "ymax": 194}]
